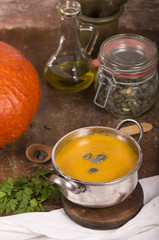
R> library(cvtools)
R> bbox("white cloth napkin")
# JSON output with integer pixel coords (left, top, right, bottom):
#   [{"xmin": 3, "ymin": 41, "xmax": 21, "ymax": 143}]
[{"xmin": 0, "ymin": 175, "xmax": 159, "ymax": 240}]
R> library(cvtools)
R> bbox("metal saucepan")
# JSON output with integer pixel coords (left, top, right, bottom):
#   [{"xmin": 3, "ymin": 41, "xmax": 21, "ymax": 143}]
[{"xmin": 50, "ymin": 119, "xmax": 143, "ymax": 208}]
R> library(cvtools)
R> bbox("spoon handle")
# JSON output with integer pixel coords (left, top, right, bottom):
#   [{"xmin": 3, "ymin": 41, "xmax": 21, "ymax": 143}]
[{"xmin": 120, "ymin": 122, "xmax": 153, "ymax": 135}]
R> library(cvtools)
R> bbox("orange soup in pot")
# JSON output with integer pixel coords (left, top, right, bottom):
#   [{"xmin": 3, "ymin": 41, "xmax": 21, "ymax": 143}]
[{"xmin": 56, "ymin": 134, "xmax": 138, "ymax": 182}]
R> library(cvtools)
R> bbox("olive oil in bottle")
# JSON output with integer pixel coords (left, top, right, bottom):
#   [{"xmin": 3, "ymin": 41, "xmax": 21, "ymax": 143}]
[
  {"xmin": 44, "ymin": 1, "xmax": 98, "ymax": 91},
  {"xmin": 44, "ymin": 53, "xmax": 96, "ymax": 91}
]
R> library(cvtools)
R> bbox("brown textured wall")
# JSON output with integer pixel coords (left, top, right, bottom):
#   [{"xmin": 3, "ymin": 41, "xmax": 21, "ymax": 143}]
[
  {"xmin": 119, "ymin": 0, "xmax": 159, "ymax": 30},
  {"xmin": 0, "ymin": 0, "xmax": 158, "ymax": 30}
]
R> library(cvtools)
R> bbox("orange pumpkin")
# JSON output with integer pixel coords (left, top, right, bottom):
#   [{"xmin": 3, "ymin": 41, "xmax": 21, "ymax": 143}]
[{"xmin": 0, "ymin": 41, "xmax": 41, "ymax": 148}]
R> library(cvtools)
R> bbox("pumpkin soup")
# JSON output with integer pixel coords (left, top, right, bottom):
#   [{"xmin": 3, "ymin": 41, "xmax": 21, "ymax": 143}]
[{"xmin": 56, "ymin": 134, "xmax": 138, "ymax": 182}]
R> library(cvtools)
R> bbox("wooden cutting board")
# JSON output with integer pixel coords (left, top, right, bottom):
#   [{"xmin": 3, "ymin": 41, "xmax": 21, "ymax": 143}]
[{"xmin": 62, "ymin": 182, "xmax": 143, "ymax": 230}]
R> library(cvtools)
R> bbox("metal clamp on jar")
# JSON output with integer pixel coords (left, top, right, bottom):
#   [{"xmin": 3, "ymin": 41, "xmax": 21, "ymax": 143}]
[{"xmin": 94, "ymin": 34, "xmax": 159, "ymax": 117}]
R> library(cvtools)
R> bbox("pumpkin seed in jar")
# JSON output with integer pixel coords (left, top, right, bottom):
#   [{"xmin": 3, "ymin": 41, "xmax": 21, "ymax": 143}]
[
  {"xmin": 127, "ymin": 87, "xmax": 132, "ymax": 95},
  {"xmin": 88, "ymin": 168, "xmax": 98, "ymax": 173},
  {"xmin": 123, "ymin": 107, "xmax": 130, "ymax": 112},
  {"xmin": 96, "ymin": 69, "xmax": 158, "ymax": 117},
  {"xmin": 83, "ymin": 153, "xmax": 92, "ymax": 160}
]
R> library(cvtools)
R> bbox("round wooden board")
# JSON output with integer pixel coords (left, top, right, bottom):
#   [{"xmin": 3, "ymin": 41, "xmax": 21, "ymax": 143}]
[{"xmin": 62, "ymin": 182, "xmax": 143, "ymax": 230}]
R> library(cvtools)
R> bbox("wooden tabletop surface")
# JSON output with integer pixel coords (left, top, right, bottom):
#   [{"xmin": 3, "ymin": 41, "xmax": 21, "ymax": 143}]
[{"xmin": 0, "ymin": 0, "xmax": 159, "ymax": 211}]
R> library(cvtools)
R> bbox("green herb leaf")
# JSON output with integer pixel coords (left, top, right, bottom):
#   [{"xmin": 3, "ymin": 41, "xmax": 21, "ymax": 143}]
[
  {"xmin": 34, "ymin": 169, "xmax": 52, "ymax": 178},
  {"xmin": 49, "ymin": 185, "xmax": 60, "ymax": 200},
  {"xmin": 7, "ymin": 177, "xmax": 16, "ymax": 188},
  {"xmin": 17, "ymin": 177, "xmax": 28, "ymax": 185},
  {"xmin": 0, "ymin": 182, "xmax": 12, "ymax": 195},
  {"xmin": 30, "ymin": 198, "xmax": 38, "ymax": 207},
  {"xmin": 5, "ymin": 199, "xmax": 18, "ymax": 214},
  {"xmin": 15, "ymin": 190, "xmax": 23, "ymax": 202},
  {"xmin": 0, "ymin": 191, "xmax": 6, "ymax": 198},
  {"xmin": 40, "ymin": 188, "xmax": 48, "ymax": 202},
  {"xmin": 0, "ymin": 169, "xmax": 60, "ymax": 215}
]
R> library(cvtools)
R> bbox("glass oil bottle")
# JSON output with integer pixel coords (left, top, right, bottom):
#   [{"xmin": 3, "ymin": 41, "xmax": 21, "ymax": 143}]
[{"xmin": 44, "ymin": 0, "xmax": 98, "ymax": 91}]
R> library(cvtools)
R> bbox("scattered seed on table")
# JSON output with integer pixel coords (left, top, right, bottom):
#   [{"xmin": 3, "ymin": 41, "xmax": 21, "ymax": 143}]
[
  {"xmin": 30, "ymin": 121, "xmax": 36, "ymax": 129},
  {"xmin": 28, "ymin": 166, "xmax": 38, "ymax": 173},
  {"xmin": 20, "ymin": 158, "xmax": 30, "ymax": 163},
  {"xmin": 1, "ymin": 145, "xmax": 6, "ymax": 149},
  {"xmin": 44, "ymin": 124, "xmax": 53, "ymax": 130}
]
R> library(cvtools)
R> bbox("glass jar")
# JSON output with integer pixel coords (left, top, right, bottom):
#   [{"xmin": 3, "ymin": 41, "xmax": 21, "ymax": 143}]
[{"xmin": 94, "ymin": 34, "xmax": 158, "ymax": 117}]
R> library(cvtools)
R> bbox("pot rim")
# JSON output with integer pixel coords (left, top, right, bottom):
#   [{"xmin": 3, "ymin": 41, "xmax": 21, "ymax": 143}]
[
  {"xmin": 79, "ymin": 6, "xmax": 124, "ymax": 24},
  {"xmin": 52, "ymin": 126, "xmax": 142, "ymax": 186}
]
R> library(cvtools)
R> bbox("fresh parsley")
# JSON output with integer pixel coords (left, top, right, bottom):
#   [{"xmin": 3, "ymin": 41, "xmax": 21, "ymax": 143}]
[{"xmin": 0, "ymin": 169, "xmax": 60, "ymax": 215}]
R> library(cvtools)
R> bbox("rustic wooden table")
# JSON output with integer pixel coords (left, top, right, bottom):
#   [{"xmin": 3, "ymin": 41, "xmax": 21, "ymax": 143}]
[{"xmin": 0, "ymin": 0, "xmax": 159, "ymax": 211}]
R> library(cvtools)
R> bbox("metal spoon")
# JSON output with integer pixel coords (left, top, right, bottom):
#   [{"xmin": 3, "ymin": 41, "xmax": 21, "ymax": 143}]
[{"xmin": 26, "ymin": 122, "xmax": 152, "ymax": 163}]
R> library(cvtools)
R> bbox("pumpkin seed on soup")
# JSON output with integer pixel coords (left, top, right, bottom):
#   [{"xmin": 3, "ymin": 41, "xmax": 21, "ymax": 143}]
[
  {"xmin": 95, "ymin": 154, "xmax": 107, "ymax": 161},
  {"xmin": 90, "ymin": 158, "xmax": 103, "ymax": 163},
  {"xmin": 83, "ymin": 153, "xmax": 92, "ymax": 160},
  {"xmin": 88, "ymin": 168, "xmax": 98, "ymax": 173},
  {"xmin": 90, "ymin": 154, "xmax": 107, "ymax": 163}
]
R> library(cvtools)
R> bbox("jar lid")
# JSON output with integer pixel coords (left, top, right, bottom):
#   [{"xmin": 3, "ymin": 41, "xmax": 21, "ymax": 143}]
[{"xmin": 99, "ymin": 34, "xmax": 158, "ymax": 77}]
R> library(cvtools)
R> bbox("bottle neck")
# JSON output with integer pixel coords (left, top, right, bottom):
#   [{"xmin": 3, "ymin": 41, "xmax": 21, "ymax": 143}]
[{"xmin": 60, "ymin": 15, "xmax": 81, "ymax": 46}]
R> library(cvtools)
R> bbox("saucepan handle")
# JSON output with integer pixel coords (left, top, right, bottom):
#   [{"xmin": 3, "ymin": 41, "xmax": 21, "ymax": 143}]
[
  {"xmin": 50, "ymin": 174, "xmax": 85, "ymax": 194},
  {"xmin": 116, "ymin": 119, "xmax": 144, "ymax": 143}
]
